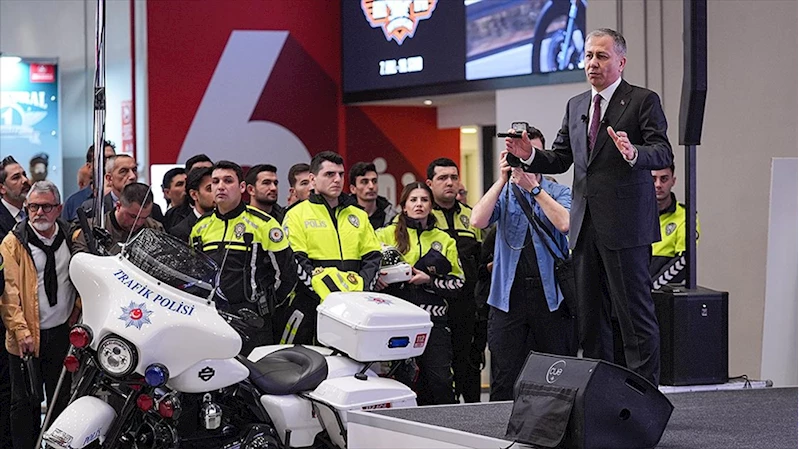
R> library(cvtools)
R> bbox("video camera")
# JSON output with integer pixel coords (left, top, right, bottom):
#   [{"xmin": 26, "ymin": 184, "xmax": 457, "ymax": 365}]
[{"xmin": 497, "ymin": 122, "xmax": 533, "ymax": 167}]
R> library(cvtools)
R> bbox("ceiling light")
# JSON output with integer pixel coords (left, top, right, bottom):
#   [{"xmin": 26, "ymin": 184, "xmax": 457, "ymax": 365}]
[
  {"xmin": 0, "ymin": 55, "xmax": 21, "ymax": 65},
  {"xmin": 461, "ymin": 127, "xmax": 477, "ymax": 134},
  {"xmin": 423, "ymin": 99, "xmax": 433, "ymax": 106}
]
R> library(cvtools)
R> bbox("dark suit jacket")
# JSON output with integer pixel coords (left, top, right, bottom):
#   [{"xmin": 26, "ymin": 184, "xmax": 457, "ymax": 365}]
[
  {"xmin": 168, "ymin": 210, "xmax": 198, "ymax": 244},
  {"xmin": 0, "ymin": 202, "xmax": 16, "ymax": 239},
  {"xmin": 525, "ymin": 79, "xmax": 672, "ymax": 250}
]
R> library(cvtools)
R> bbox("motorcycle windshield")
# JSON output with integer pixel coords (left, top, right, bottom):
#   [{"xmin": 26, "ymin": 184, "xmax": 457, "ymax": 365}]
[{"xmin": 122, "ymin": 229, "xmax": 218, "ymax": 299}]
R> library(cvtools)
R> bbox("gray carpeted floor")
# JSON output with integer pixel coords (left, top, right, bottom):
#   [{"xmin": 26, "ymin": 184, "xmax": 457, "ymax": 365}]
[{"xmin": 371, "ymin": 387, "xmax": 797, "ymax": 448}]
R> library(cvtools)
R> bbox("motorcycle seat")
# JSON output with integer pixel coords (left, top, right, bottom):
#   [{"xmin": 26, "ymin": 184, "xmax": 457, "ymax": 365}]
[{"xmin": 237, "ymin": 346, "xmax": 328, "ymax": 395}]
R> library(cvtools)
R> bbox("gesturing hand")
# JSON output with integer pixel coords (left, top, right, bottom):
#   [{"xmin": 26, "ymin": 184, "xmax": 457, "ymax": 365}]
[
  {"xmin": 607, "ymin": 127, "xmax": 637, "ymax": 161},
  {"xmin": 504, "ymin": 130, "xmax": 533, "ymax": 160}
]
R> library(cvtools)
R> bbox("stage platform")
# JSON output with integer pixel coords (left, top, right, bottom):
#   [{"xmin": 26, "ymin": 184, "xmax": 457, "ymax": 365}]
[{"xmin": 348, "ymin": 387, "xmax": 797, "ymax": 448}]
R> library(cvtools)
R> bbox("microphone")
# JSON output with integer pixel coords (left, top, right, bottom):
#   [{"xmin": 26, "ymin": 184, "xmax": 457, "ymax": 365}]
[{"xmin": 580, "ymin": 115, "xmax": 588, "ymax": 123}]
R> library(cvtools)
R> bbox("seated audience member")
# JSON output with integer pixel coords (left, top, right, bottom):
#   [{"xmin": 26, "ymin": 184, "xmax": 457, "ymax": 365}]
[
  {"xmin": 0, "ymin": 181, "xmax": 80, "ymax": 449},
  {"xmin": 650, "ymin": 163, "xmax": 700, "ymax": 289},
  {"xmin": 349, "ymin": 162, "xmax": 397, "ymax": 231},
  {"xmin": 72, "ymin": 182, "xmax": 164, "ymax": 255},
  {"xmin": 169, "ymin": 167, "xmax": 213, "ymax": 243},
  {"xmin": 62, "ymin": 142, "xmax": 116, "ymax": 222},
  {"xmin": 286, "ymin": 163, "xmax": 312, "ymax": 206},
  {"xmin": 471, "ymin": 127, "xmax": 577, "ymax": 402},
  {"xmin": 246, "ymin": 164, "xmax": 285, "ymax": 223}
]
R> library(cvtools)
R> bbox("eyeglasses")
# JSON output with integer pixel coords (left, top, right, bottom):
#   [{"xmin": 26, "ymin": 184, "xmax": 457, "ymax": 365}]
[{"xmin": 27, "ymin": 203, "xmax": 58, "ymax": 213}]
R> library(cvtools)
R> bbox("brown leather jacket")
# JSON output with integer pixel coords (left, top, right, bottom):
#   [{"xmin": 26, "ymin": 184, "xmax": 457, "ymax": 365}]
[{"xmin": 0, "ymin": 219, "xmax": 80, "ymax": 357}]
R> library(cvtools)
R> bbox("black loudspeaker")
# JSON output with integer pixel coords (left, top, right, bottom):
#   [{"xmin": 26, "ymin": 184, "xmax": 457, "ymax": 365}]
[
  {"xmin": 509, "ymin": 352, "xmax": 673, "ymax": 449},
  {"xmin": 678, "ymin": 0, "xmax": 707, "ymax": 145},
  {"xmin": 653, "ymin": 285, "xmax": 729, "ymax": 385}
]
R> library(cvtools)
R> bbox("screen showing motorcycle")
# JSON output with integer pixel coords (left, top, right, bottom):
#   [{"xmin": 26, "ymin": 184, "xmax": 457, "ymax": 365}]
[{"xmin": 342, "ymin": 0, "xmax": 588, "ymax": 100}]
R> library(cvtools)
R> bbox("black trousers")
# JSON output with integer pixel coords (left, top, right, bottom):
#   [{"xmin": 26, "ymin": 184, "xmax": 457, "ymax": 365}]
[
  {"xmin": 0, "ymin": 322, "xmax": 12, "ymax": 449},
  {"xmin": 9, "ymin": 323, "xmax": 71, "ymax": 449},
  {"xmin": 449, "ymin": 292, "xmax": 481, "ymax": 403},
  {"xmin": 574, "ymin": 208, "xmax": 661, "ymax": 386},
  {"xmin": 277, "ymin": 290, "xmax": 318, "ymax": 345},
  {"xmin": 415, "ymin": 324, "xmax": 455, "ymax": 406},
  {"xmin": 488, "ymin": 277, "xmax": 577, "ymax": 402}
]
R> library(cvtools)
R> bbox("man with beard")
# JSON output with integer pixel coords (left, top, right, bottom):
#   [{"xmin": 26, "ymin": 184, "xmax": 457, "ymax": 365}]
[
  {"xmin": 349, "ymin": 162, "xmax": 397, "ymax": 231},
  {"xmin": 246, "ymin": 164, "xmax": 285, "ymax": 223},
  {"xmin": 0, "ymin": 156, "xmax": 32, "ymax": 238},
  {"xmin": 427, "ymin": 157, "xmax": 485, "ymax": 404},
  {"xmin": 0, "ymin": 156, "xmax": 28, "ymax": 449},
  {"xmin": 72, "ymin": 182, "xmax": 164, "ymax": 255},
  {"xmin": 1, "ymin": 181, "xmax": 80, "ymax": 449}
]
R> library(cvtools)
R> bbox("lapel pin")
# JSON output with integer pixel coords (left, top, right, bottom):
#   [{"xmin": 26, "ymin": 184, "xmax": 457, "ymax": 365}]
[{"xmin": 621, "ymin": 100, "xmax": 625, "ymax": 106}]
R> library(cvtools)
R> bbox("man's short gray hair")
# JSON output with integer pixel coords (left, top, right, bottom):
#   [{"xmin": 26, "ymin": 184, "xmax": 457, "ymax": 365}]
[
  {"xmin": 105, "ymin": 154, "xmax": 133, "ymax": 175},
  {"xmin": 587, "ymin": 28, "xmax": 627, "ymax": 57},
  {"xmin": 26, "ymin": 180, "xmax": 61, "ymax": 204}
]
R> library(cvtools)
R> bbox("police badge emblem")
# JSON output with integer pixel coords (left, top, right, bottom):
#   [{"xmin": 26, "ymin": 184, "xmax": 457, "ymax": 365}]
[
  {"xmin": 312, "ymin": 267, "xmax": 325, "ymax": 276},
  {"xmin": 347, "ymin": 273, "xmax": 358, "ymax": 284},
  {"xmin": 234, "ymin": 223, "xmax": 246, "ymax": 238},
  {"xmin": 348, "ymin": 214, "xmax": 360, "ymax": 228},
  {"xmin": 665, "ymin": 223, "xmax": 677, "ymax": 236},
  {"xmin": 459, "ymin": 215, "xmax": 469, "ymax": 228},
  {"xmin": 431, "ymin": 241, "xmax": 442, "ymax": 252},
  {"xmin": 270, "ymin": 228, "xmax": 284, "ymax": 243}
]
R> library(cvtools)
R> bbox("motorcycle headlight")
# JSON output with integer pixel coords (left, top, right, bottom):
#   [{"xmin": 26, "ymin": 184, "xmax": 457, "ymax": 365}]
[{"xmin": 97, "ymin": 335, "xmax": 138, "ymax": 377}]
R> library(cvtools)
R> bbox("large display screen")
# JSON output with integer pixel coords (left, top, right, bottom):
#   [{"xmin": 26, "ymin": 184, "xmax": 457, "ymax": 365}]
[{"xmin": 343, "ymin": 0, "xmax": 587, "ymax": 102}]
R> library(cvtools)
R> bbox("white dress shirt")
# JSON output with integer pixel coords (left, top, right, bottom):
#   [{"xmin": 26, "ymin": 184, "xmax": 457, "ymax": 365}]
[{"xmin": 29, "ymin": 224, "xmax": 76, "ymax": 330}]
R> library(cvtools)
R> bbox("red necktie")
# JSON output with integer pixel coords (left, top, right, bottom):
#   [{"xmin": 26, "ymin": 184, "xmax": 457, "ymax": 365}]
[{"xmin": 588, "ymin": 94, "xmax": 603, "ymax": 152}]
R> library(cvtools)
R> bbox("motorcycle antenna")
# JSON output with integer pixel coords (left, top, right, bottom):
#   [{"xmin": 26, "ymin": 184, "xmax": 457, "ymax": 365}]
[
  {"xmin": 37, "ymin": 1, "xmax": 106, "ymax": 447},
  {"xmin": 90, "ymin": 0, "xmax": 108, "ymax": 229}
]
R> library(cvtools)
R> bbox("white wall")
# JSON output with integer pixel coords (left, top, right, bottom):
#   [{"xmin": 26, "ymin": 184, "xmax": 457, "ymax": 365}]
[
  {"xmin": 760, "ymin": 158, "xmax": 798, "ymax": 387},
  {"xmin": 489, "ymin": 0, "xmax": 798, "ymax": 379}
]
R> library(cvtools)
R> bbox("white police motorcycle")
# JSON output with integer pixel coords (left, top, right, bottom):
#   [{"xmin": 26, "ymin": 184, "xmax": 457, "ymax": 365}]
[{"xmin": 42, "ymin": 229, "xmax": 431, "ymax": 449}]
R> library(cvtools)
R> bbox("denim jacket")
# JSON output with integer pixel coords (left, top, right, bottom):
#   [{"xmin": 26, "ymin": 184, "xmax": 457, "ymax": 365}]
[{"xmin": 487, "ymin": 178, "xmax": 571, "ymax": 312}]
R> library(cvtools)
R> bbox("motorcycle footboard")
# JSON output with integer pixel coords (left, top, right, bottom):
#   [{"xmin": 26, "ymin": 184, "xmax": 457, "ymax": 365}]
[{"xmin": 43, "ymin": 396, "xmax": 117, "ymax": 449}]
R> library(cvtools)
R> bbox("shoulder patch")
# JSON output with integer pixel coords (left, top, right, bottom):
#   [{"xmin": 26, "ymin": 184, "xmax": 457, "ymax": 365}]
[
  {"xmin": 665, "ymin": 223, "xmax": 677, "ymax": 236},
  {"xmin": 348, "ymin": 214, "xmax": 360, "ymax": 228},
  {"xmin": 431, "ymin": 241, "xmax": 442, "ymax": 252},
  {"xmin": 459, "ymin": 215, "xmax": 469, "ymax": 228},
  {"xmin": 234, "ymin": 222, "xmax": 246, "ymax": 238},
  {"xmin": 269, "ymin": 227, "xmax": 284, "ymax": 243}
]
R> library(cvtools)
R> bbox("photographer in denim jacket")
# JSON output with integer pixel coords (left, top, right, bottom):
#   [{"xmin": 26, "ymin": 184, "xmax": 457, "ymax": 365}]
[{"xmin": 471, "ymin": 127, "xmax": 577, "ymax": 401}]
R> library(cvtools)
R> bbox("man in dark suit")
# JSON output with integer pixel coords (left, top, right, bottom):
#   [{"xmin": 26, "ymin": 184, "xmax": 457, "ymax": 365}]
[
  {"xmin": 80, "ymin": 154, "xmax": 164, "ymax": 223},
  {"xmin": 0, "ymin": 156, "xmax": 29, "ymax": 449},
  {"xmin": 506, "ymin": 29, "xmax": 672, "ymax": 386},
  {"xmin": 169, "ymin": 167, "xmax": 214, "ymax": 243}
]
